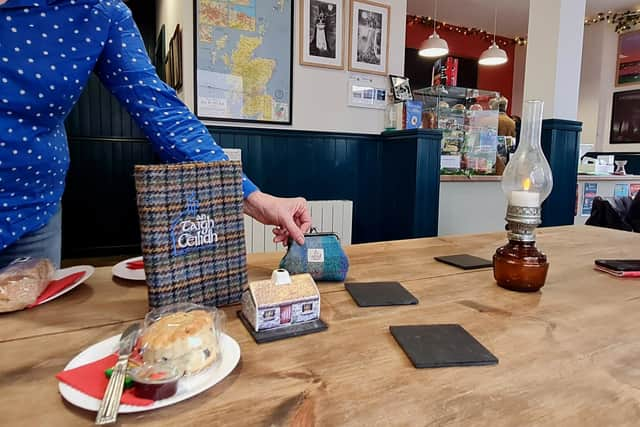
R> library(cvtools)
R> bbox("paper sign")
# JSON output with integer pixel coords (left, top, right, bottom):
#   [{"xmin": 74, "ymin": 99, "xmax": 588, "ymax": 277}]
[
  {"xmin": 441, "ymin": 155, "xmax": 461, "ymax": 170},
  {"xmin": 581, "ymin": 183, "xmax": 598, "ymax": 217},
  {"xmin": 348, "ymin": 74, "xmax": 386, "ymax": 110},
  {"xmin": 223, "ymin": 148, "xmax": 242, "ymax": 162},
  {"xmin": 614, "ymin": 183, "xmax": 630, "ymax": 199},
  {"xmin": 405, "ymin": 101, "xmax": 423, "ymax": 129}
]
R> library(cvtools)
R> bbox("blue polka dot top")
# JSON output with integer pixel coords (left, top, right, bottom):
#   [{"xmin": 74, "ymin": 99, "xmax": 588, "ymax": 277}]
[{"xmin": 0, "ymin": 0, "xmax": 259, "ymax": 250}]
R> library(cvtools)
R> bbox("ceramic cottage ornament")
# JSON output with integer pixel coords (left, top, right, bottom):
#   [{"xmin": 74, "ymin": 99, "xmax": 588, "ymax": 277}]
[{"xmin": 241, "ymin": 269, "xmax": 320, "ymax": 332}]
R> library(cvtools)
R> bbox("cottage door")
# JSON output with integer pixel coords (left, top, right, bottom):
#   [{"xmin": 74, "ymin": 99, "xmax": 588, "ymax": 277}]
[{"xmin": 280, "ymin": 305, "xmax": 292, "ymax": 324}]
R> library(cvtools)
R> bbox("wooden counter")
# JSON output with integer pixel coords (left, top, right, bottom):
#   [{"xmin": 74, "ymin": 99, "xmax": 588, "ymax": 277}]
[
  {"xmin": 441, "ymin": 174, "xmax": 640, "ymax": 182},
  {"xmin": 1, "ymin": 226, "xmax": 640, "ymax": 426},
  {"xmin": 577, "ymin": 174, "xmax": 640, "ymax": 182},
  {"xmin": 440, "ymin": 175, "xmax": 502, "ymax": 182}
]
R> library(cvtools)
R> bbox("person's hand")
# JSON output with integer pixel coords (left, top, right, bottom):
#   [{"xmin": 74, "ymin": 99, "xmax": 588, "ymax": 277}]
[{"xmin": 244, "ymin": 192, "xmax": 312, "ymax": 245}]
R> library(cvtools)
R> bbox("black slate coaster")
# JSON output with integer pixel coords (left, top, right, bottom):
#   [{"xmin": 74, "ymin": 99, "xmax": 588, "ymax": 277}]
[
  {"xmin": 434, "ymin": 254, "xmax": 493, "ymax": 270},
  {"xmin": 345, "ymin": 282, "xmax": 418, "ymax": 307},
  {"xmin": 237, "ymin": 311, "xmax": 328, "ymax": 344},
  {"xmin": 390, "ymin": 324, "xmax": 498, "ymax": 368}
]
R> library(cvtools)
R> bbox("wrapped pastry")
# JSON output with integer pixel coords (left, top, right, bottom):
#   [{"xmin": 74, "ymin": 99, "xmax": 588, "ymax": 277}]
[
  {"xmin": 0, "ymin": 258, "xmax": 54, "ymax": 312},
  {"xmin": 138, "ymin": 303, "xmax": 224, "ymax": 375}
]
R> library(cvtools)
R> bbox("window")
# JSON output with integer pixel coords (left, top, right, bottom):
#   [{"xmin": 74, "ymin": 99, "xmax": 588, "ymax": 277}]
[
  {"xmin": 263, "ymin": 309, "xmax": 276, "ymax": 320},
  {"xmin": 302, "ymin": 303, "xmax": 313, "ymax": 313}
]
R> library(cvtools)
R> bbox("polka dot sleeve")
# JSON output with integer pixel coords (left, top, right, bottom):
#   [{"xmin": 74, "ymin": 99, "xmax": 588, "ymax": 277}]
[{"xmin": 93, "ymin": 1, "xmax": 258, "ymax": 198}]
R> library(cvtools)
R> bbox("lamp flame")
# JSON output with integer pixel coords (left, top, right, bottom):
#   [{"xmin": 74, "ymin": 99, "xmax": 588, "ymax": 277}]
[{"xmin": 523, "ymin": 178, "xmax": 531, "ymax": 191}]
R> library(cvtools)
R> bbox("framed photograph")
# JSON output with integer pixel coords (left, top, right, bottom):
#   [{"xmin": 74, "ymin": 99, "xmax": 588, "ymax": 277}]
[
  {"xmin": 348, "ymin": 0, "xmax": 390, "ymax": 76},
  {"xmin": 389, "ymin": 74, "xmax": 412, "ymax": 102},
  {"xmin": 155, "ymin": 25, "xmax": 166, "ymax": 82},
  {"xmin": 168, "ymin": 25, "xmax": 183, "ymax": 91},
  {"xmin": 193, "ymin": 0, "xmax": 293, "ymax": 124},
  {"xmin": 610, "ymin": 89, "xmax": 640, "ymax": 144},
  {"xmin": 300, "ymin": 0, "xmax": 344, "ymax": 69},
  {"xmin": 616, "ymin": 30, "xmax": 640, "ymax": 86},
  {"xmin": 165, "ymin": 56, "xmax": 173, "ymax": 88}
]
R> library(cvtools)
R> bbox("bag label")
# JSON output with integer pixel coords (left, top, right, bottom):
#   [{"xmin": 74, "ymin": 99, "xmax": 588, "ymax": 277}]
[
  {"xmin": 171, "ymin": 192, "xmax": 218, "ymax": 256},
  {"xmin": 308, "ymin": 248, "xmax": 324, "ymax": 263}
]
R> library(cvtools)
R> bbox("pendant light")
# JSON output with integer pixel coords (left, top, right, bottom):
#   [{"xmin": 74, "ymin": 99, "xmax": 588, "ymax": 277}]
[
  {"xmin": 479, "ymin": 4, "xmax": 508, "ymax": 66},
  {"xmin": 419, "ymin": 0, "xmax": 449, "ymax": 58}
]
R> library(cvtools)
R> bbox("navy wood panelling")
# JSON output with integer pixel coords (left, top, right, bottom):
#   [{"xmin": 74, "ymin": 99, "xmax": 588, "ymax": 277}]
[
  {"xmin": 63, "ymin": 138, "xmax": 158, "ymax": 257},
  {"xmin": 540, "ymin": 119, "xmax": 582, "ymax": 227},
  {"xmin": 210, "ymin": 127, "xmax": 387, "ymax": 244},
  {"xmin": 381, "ymin": 129, "xmax": 443, "ymax": 239},
  {"xmin": 62, "ymin": 127, "xmax": 443, "ymax": 257}
]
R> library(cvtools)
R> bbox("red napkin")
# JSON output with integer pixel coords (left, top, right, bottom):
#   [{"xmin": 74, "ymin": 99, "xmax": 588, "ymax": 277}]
[
  {"xmin": 56, "ymin": 354, "xmax": 154, "ymax": 406},
  {"xmin": 28, "ymin": 271, "xmax": 86, "ymax": 308},
  {"xmin": 126, "ymin": 260, "xmax": 144, "ymax": 270}
]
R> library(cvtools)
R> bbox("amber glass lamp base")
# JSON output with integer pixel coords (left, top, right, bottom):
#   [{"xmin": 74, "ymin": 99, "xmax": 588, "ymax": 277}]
[{"xmin": 493, "ymin": 240, "xmax": 549, "ymax": 292}]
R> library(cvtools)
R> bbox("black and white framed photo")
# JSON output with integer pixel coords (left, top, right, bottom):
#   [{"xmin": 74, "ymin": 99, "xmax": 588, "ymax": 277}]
[
  {"xmin": 300, "ymin": 0, "xmax": 344, "ymax": 69},
  {"xmin": 348, "ymin": 0, "xmax": 389, "ymax": 76},
  {"xmin": 389, "ymin": 74, "xmax": 412, "ymax": 102}
]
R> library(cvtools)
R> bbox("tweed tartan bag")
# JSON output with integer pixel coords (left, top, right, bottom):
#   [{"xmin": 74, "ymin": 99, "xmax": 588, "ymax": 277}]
[{"xmin": 134, "ymin": 161, "xmax": 248, "ymax": 308}]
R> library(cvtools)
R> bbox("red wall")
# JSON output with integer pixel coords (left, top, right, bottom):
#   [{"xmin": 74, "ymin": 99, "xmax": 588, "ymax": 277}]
[{"xmin": 406, "ymin": 21, "xmax": 515, "ymax": 114}]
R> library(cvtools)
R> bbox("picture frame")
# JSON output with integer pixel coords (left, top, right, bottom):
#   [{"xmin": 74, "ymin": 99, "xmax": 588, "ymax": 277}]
[
  {"xmin": 168, "ymin": 25, "xmax": 183, "ymax": 91},
  {"xmin": 300, "ymin": 0, "xmax": 345, "ymax": 69},
  {"xmin": 193, "ymin": 0, "xmax": 293, "ymax": 125},
  {"xmin": 164, "ymin": 57, "xmax": 172, "ymax": 88},
  {"xmin": 348, "ymin": 0, "xmax": 390, "ymax": 76},
  {"xmin": 155, "ymin": 24, "xmax": 166, "ymax": 82},
  {"xmin": 389, "ymin": 74, "xmax": 412, "ymax": 102},
  {"xmin": 610, "ymin": 89, "xmax": 640, "ymax": 144},
  {"xmin": 616, "ymin": 30, "xmax": 640, "ymax": 86}
]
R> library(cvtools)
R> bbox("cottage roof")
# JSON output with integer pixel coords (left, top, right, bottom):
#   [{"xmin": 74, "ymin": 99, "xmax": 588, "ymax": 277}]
[{"xmin": 249, "ymin": 273, "xmax": 319, "ymax": 307}]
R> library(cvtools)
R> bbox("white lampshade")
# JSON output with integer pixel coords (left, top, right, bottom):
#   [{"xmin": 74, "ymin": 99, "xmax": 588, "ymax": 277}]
[
  {"xmin": 418, "ymin": 33, "xmax": 449, "ymax": 58},
  {"xmin": 479, "ymin": 42, "xmax": 508, "ymax": 66}
]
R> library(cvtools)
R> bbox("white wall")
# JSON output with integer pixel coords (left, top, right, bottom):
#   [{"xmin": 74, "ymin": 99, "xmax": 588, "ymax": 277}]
[
  {"xmin": 155, "ymin": 0, "xmax": 407, "ymax": 134},
  {"xmin": 511, "ymin": 44, "xmax": 527, "ymax": 118},
  {"xmin": 523, "ymin": 0, "xmax": 585, "ymax": 120},
  {"xmin": 155, "ymin": 0, "xmax": 194, "ymax": 107},
  {"xmin": 578, "ymin": 22, "xmax": 640, "ymax": 152}
]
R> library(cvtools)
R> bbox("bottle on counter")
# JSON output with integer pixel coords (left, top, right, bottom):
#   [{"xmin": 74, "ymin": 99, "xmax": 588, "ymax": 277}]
[{"xmin": 384, "ymin": 91, "xmax": 397, "ymax": 131}]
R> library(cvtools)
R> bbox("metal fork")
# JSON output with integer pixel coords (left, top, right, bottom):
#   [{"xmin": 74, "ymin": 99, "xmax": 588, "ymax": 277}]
[
  {"xmin": 95, "ymin": 323, "xmax": 140, "ymax": 425},
  {"xmin": 95, "ymin": 354, "xmax": 128, "ymax": 424}
]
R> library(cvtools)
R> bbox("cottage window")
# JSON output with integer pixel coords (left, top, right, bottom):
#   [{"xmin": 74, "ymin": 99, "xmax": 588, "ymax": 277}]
[
  {"xmin": 263, "ymin": 309, "xmax": 276, "ymax": 320},
  {"xmin": 302, "ymin": 303, "xmax": 313, "ymax": 313}
]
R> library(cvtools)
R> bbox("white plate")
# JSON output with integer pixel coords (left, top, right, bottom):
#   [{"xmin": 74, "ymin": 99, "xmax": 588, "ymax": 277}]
[
  {"xmin": 37, "ymin": 265, "xmax": 96, "ymax": 306},
  {"xmin": 112, "ymin": 256, "xmax": 145, "ymax": 281},
  {"xmin": 58, "ymin": 332, "xmax": 241, "ymax": 413}
]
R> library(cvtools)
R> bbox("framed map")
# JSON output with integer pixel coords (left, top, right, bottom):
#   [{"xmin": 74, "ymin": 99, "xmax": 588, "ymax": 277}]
[{"xmin": 194, "ymin": 0, "xmax": 293, "ymax": 124}]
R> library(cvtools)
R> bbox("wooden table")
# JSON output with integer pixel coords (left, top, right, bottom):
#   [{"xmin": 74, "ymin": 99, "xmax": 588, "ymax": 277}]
[{"xmin": 1, "ymin": 226, "xmax": 640, "ymax": 426}]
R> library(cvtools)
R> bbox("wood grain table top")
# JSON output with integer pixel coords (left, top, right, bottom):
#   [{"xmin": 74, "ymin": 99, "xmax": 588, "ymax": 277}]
[{"xmin": 1, "ymin": 225, "xmax": 639, "ymax": 426}]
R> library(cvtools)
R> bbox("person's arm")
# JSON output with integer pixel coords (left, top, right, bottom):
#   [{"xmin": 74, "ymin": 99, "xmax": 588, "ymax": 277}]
[
  {"xmin": 94, "ymin": 1, "xmax": 310, "ymax": 243},
  {"xmin": 93, "ymin": 2, "xmax": 259, "ymax": 196}
]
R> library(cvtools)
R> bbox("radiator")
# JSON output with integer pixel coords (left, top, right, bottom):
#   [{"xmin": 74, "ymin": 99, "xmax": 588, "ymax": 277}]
[{"xmin": 244, "ymin": 200, "xmax": 353, "ymax": 254}]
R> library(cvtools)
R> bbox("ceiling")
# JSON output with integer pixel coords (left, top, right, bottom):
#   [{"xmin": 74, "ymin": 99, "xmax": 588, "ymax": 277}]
[{"xmin": 407, "ymin": 0, "xmax": 640, "ymax": 38}]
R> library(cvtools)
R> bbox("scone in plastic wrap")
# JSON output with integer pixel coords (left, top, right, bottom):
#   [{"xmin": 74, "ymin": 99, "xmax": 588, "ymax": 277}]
[
  {"xmin": 137, "ymin": 303, "xmax": 224, "ymax": 376},
  {"xmin": 0, "ymin": 258, "xmax": 54, "ymax": 312}
]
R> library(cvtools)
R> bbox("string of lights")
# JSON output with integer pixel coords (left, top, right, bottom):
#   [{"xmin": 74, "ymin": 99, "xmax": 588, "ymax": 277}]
[
  {"xmin": 406, "ymin": 15, "xmax": 528, "ymax": 46},
  {"xmin": 584, "ymin": 9, "xmax": 640, "ymax": 33}
]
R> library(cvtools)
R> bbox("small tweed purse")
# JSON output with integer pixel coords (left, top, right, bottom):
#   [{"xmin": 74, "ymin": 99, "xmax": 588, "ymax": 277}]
[
  {"xmin": 279, "ymin": 231, "xmax": 349, "ymax": 282},
  {"xmin": 134, "ymin": 161, "xmax": 248, "ymax": 308}
]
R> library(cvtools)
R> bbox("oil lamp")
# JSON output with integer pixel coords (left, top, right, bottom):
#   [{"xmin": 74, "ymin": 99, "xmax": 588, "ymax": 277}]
[{"xmin": 493, "ymin": 100, "xmax": 553, "ymax": 292}]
